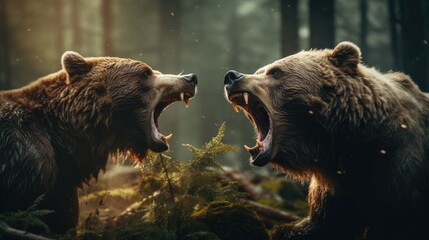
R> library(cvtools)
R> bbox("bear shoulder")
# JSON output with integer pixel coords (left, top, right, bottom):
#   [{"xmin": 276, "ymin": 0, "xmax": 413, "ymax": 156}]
[
  {"xmin": 384, "ymin": 71, "xmax": 417, "ymax": 90},
  {"xmin": 0, "ymin": 117, "xmax": 57, "ymax": 210}
]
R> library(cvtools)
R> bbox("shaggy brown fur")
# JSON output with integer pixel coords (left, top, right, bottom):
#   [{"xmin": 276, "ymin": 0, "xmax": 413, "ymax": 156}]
[
  {"xmin": 224, "ymin": 42, "xmax": 429, "ymax": 239},
  {"xmin": 0, "ymin": 52, "xmax": 197, "ymax": 233}
]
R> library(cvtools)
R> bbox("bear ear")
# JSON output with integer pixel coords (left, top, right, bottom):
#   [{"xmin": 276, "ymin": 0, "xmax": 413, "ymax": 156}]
[
  {"xmin": 330, "ymin": 41, "xmax": 361, "ymax": 72},
  {"xmin": 61, "ymin": 51, "xmax": 91, "ymax": 82}
]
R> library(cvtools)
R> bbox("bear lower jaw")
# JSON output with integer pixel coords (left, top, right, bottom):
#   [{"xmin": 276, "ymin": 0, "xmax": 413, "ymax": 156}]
[
  {"xmin": 248, "ymin": 129, "xmax": 273, "ymax": 167},
  {"xmin": 226, "ymin": 90, "xmax": 273, "ymax": 167},
  {"xmin": 148, "ymin": 91, "xmax": 195, "ymax": 152},
  {"xmin": 250, "ymin": 150, "xmax": 271, "ymax": 167},
  {"xmin": 149, "ymin": 110, "xmax": 170, "ymax": 152}
]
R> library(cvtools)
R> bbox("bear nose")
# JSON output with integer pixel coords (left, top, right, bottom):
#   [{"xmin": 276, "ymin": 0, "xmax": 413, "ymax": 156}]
[
  {"xmin": 182, "ymin": 73, "xmax": 198, "ymax": 85},
  {"xmin": 224, "ymin": 70, "xmax": 244, "ymax": 85}
]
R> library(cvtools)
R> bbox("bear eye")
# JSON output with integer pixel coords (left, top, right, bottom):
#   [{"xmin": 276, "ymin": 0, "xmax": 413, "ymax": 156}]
[
  {"xmin": 267, "ymin": 68, "xmax": 284, "ymax": 79},
  {"xmin": 141, "ymin": 69, "xmax": 152, "ymax": 79}
]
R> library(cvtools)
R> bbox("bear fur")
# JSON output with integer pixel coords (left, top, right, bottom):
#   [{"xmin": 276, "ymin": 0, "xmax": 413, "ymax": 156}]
[
  {"xmin": 0, "ymin": 52, "xmax": 197, "ymax": 233},
  {"xmin": 224, "ymin": 42, "xmax": 429, "ymax": 239}
]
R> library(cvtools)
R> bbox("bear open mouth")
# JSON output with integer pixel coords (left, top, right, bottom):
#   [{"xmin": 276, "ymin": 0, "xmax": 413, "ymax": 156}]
[
  {"xmin": 150, "ymin": 91, "xmax": 194, "ymax": 152},
  {"xmin": 228, "ymin": 92, "xmax": 273, "ymax": 167}
]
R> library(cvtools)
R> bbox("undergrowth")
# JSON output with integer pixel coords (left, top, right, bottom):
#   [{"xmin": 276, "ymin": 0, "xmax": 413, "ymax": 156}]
[{"xmin": 0, "ymin": 123, "xmax": 271, "ymax": 240}]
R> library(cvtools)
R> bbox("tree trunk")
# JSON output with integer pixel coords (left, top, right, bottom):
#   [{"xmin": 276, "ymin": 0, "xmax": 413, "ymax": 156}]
[
  {"xmin": 55, "ymin": 0, "xmax": 64, "ymax": 56},
  {"xmin": 159, "ymin": 0, "xmax": 181, "ymax": 72},
  {"xmin": 0, "ymin": 0, "xmax": 11, "ymax": 90},
  {"xmin": 360, "ymin": 0, "xmax": 368, "ymax": 55},
  {"xmin": 102, "ymin": 0, "xmax": 114, "ymax": 56},
  {"xmin": 280, "ymin": 0, "xmax": 299, "ymax": 57},
  {"xmin": 399, "ymin": 0, "xmax": 428, "ymax": 91},
  {"xmin": 309, "ymin": 0, "xmax": 335, "ymax": 49},
  {"xmin": 423, "ymin": 0, "xmax": 429, "ymax": 83},
  {"xmin": 388, "ymin": 0, "xmax": 400, "ymax": 69},
  {"xmin": 71, "ymin": 0, "xmax": 81, "ymax": 51},
  {"xmin": 228, "ymin": 1, "xmax": 239, "ymax": 69},
  {"xmin": 157, "ymin": 0, "xmax": 182, "ymax": 157}
]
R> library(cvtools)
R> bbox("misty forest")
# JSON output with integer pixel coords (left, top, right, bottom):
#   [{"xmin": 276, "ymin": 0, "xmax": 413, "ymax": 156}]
[{"xmin": 0, "ymin": 0, "xmax": 429, "ymax": 239}]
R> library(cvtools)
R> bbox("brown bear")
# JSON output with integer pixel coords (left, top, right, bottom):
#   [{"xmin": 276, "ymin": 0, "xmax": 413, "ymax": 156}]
[
  {"xmin": 0, "ymin": 51, "xmax": 197, "ymax": 233},
  {"xmin": 224, "ymin": 42, "xmax": 429, "ymax": 240}
]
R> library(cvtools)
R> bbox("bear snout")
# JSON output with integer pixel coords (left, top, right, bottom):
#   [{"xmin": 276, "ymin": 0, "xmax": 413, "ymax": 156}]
[
  {"xmin": 224, "ymin": 70, "xmax": 244, "ymax": 86},
  {"xmin": 182, "ymin": 73, "xmax": 198, "ymax": 85}
]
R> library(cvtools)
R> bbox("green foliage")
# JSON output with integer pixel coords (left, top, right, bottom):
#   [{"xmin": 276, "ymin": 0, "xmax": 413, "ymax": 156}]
[
  {"xmin": 80, "ymin": 187, "xmax": 137, "ymax": 203},
  {"xmin": 1, "ymin": 123, "xmax": 289, "ymax": 240},
  {"xmin": 269, "ymin": 222, "xmax": 296, "ymax": 240},
  {"xmin": 82, "ymin": 209, "xmax": 104, "ymax": 233},
  {"xmin": 0, "ymin": 195, "xmax": 53, "ymax": 234},
  {"xmin": 182, "ymin": 123, "xmax": 237, "ymax": 172},
  {"xmin": 261, "ymin": 178, "xmax": 305, "ymax": 200},
  {"xmin": 259, "ymin": 178, "xmax": 308, "ymax": 217},
  {"xmin": 192, "ymin": 200, "xmax": 270, "ymax": 240},
  {"xmin": 135, "ymin": 123, "xmax": 243, "ymax": 237},
  {"xmin": 78, "ymin": 123, "xmax": 248, "ymax": 239}
]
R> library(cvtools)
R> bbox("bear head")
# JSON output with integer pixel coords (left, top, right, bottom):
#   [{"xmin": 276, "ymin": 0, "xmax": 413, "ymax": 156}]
[
  {"xmin": 59, "ymin": 51, "xmax": 197, "ymax": 162},
  {"xmin": 224, "ymin": 42, "xmax": 367, "ymax": 180}
]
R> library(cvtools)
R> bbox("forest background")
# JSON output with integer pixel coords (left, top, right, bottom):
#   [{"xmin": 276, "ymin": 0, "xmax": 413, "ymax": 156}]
[{"xmin": 1, "ymin": 0, "xmax": 428, "ymax": 166}]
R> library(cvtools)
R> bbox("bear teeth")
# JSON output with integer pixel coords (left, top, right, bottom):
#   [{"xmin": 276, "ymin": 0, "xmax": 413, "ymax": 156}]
[
  {"xmin": 232, "ymin": 102, "xmax": 239, "ymax": 112},
  {"xmin": 243, "ymin": 92, "xmax": 249, "ymax": 105},
  {"xmin": 244, "ymin": 144, "xmax": 252, "ymax": 152},
  {"xmin": 256, "ymin": 140, "xmax": 263, "ymax": 148},
  {"xmin": 228, "ymin": 92, "xmax": 251, "ymax": 113},
  {"xmin": 180, "ymin": 92, "xmax": 191, "ymax": 108},
  {"xmin": 161, "ymin": 133, "xmax": 173, "ymax": 142}
]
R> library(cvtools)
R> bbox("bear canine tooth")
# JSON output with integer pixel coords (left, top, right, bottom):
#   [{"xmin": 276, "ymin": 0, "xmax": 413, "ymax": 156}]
[
  {"xmin": 180, "ymin": 92, "xmax": 185, "ymax": 101},
  {"xmin": 232, "ymin": 102, "xmax": 239, "ymax": 112},
  {"xmin": 256, "ymin": 140, "xmax": 263, "ymax": 147},
  {"xmin": 244, "ymin": 145, "xmax": 252, "ymax": 152},
  {"xmin": 162, "ymin": 133, "xmax": 173, "ymax": 142},
  {"xmin": 243, "ymin": 92, "xmax": 249, "ymax": 105},
  {"xmin": 185, "ymin": 99, "xmax": 190, "ymax": 108}
]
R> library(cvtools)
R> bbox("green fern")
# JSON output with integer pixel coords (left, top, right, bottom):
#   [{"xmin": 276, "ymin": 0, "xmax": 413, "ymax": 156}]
[
  {"xmin": 75, "ymin": 123, "xmax": 259, "ymax": 239},
  {"xmin": 0, "ymin": 195, "xmax": 53, "ymax": 234},
  {"xmin": 117, "ymin": 123, "xmax": 240, "ymax": 236},
  {"xmin": 183, "ymin": 122, "xmax": 237, "ymax": 172}
]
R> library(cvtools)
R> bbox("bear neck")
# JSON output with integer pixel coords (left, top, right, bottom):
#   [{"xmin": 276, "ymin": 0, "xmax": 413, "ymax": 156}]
[
  {"xmin": 19, "ymin": 71, "xmax": 114, "ymax": 185},
  {"xmin": 323, "ymin": 67, "xmax": 426, "ymax": 133},
  {"xmin": 312, "ymin": 67, "xmax": 429, "ymax": 190}
]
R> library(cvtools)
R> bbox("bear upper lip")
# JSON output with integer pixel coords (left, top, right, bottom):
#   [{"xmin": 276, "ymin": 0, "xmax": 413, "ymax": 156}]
[
  {"xmin": 227, "ymin": 91, "xmax": 272, "ymax": 167},
  {"xmin": 150, "ymin": 90, "xmax": 195, "ymax": 152}
]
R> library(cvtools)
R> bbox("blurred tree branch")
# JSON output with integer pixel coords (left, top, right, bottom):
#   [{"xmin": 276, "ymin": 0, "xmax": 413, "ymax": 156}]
[{"xmin": 0, "ymin": 221, "xmax": 53, "ymax": 240}]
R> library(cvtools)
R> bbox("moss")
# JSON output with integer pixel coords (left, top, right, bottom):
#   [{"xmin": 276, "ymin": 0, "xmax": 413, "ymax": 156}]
[
  {"xmin": 269, "ymin": 222, "xmax": 296, "ymax": 240},
  {"xmin": 79, "ymin": 231, "xmax": 103, "ymax": 240},
  {"xmin": 177, "ymin": 219, "xmax": 211, "ymax": 238},
  {"xmin": 79, "ymin": 187, "xmax": 137, "ymax": 203},
  {"xmin": 183, "ymin": 231, "xmax": 221, "ymax": 240},
  {"xmin": 282, "ymin": 199, "xmax": 308, "ymax": 217},
  {"xmin": 0, "ymin": 195, "xmax": 53, "ymax": 235},
  {"xmin": 102, "ymin": 223, "xmax": 174, "ymax": 240},
  {"xmin": 138, "ymin": 176, "xmax": 164, "ymax": 196},
  {"xmin": 259, "ymin": 178, "xmax": 308, "ymax": 216},
  {"xmin": 192, "ymin": 200, "xmax": 269, "ymax": 240},
  {"xmin": 261, "ymin": 178, "xmax": 305, "ymax": 200}
]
